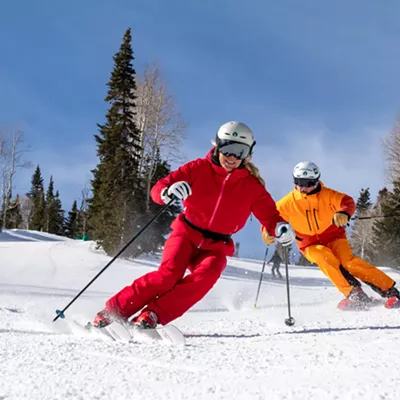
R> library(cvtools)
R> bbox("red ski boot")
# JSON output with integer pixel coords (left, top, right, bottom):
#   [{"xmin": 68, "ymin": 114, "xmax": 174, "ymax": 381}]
[
  {"xmin": 132, "ymin": 310, "xmax": 158, "ymax": 329},
  {"xmin": 385, "ymin": 297, "xmax": 400, "ymax": 309},
  {"xmin": 92, "ymin": 310, "xmax": 114, "ymax": 328},
  {"xmin": 384, "ymin": 286, "xmax": 400, "ymax": 309}
]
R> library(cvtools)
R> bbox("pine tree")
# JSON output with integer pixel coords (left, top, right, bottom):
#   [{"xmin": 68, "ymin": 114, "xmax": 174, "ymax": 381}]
[
  {"xmin": 65, "ymin": 200, "xmax": 78, "ymax": 238},
  {"xmin": 372, "ymin": 186, "xmax": 400, "ymax": 267},
  {"xmin": 350, "ymin": 188, "xmax": 375, "ymax": 262},
  {"xmin": 27, "ymin": 166, "xmax": 44, "ymax": 199},
  {"xmin": 129, "ymin": 155, "xmax": 180, "ymax": 256},
  {"xmin": 52, "ymin": 191, "xmax": 65, "ymax": 235},
  {"xmin": 44, "ymin": 176, "xmax": 55, "ymax": 232},
  {"xmin": 88, "ymin": 28, "xmax": 142, "ymax": 255},
  {"xmin": 355, "ymin": 187, "xmax": 372, "ymax": 214},
  {"xmin": 27, "ymin": 166, "xmax": 45, "ymax": 231},
  {"xmin": 76, "ymin": 204, "xmax": 88, "ymax": 239}
]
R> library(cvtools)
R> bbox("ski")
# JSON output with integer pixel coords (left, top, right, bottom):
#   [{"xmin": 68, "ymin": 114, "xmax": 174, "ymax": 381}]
[
  {"xmin": 73, "ymin": 320, "xmax": 185, "ymax": 346},
  {"xmin": 71, "ymin": 320, "xmax": 131, "ymax": 342},
  {"xmin": 338, "ymin": 297, "xmax": 400, "ymax": 311},
  {"xmin": 130, "ymin": 324, "xmax": 186, "ymax": 347}
]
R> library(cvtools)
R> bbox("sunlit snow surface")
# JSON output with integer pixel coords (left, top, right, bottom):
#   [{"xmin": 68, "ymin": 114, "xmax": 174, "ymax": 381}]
[{"xmin": 1, "ymin": 229, "xmax": 399, "ymax": 399}]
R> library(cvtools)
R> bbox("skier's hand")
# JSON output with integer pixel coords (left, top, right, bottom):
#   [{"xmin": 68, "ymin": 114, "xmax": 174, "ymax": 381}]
[
  {"xmin": 275, "ymin": 222, "xmax": 296, "ymax": 247},
  {"xmin": 161, "ymin": 181, "xmax": 192, "ymax": 204},
  {"xmin": 261, "ymin": 226, "xmax": 275, "ymax": 245},
  {"xmin": 333, "ymin": 212, "xmax": 349, "ymax": 227}
]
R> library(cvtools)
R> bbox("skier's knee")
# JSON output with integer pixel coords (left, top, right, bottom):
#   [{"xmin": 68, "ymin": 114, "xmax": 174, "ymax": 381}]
[{"xmin": 158, "ymin": 271, "xmax": 182, "ymax": 289}]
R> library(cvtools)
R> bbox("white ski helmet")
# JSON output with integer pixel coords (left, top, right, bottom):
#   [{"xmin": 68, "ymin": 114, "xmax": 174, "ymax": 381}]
[
  {"xmin": 214, "ymin": 121, "xmax": 256, "ymax": 159},
  {"xmin": 293, "ymin": 161, "xmax": 321, "ymax": 187}
]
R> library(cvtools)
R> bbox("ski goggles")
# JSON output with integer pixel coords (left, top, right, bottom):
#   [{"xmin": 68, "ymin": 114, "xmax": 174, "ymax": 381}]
[
  {"xmin": 294, "ymin": 177, "xmax": 319, "ymax": 188},
  {"xmin": 218, "ymin": 141, "xmax": 251, "ymax": 160}
]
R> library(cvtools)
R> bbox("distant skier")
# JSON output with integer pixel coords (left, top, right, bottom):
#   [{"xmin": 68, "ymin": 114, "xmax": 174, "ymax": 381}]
[
  {"xmin": 93, "ymin": 121, "xmax": 295, "ymax": 329},
  {"xmin": 261, "ymin": 161, "xmax": 400, "ymax": 310},
  {"xmin": 269, "ymin": 250, "xmax": 283, "ymax": 279}
]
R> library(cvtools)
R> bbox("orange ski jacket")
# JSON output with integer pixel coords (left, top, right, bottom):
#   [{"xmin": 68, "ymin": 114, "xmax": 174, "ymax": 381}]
[{"xmin": 275, "ymin": 182, "xmax": 355, "ymax": 251}]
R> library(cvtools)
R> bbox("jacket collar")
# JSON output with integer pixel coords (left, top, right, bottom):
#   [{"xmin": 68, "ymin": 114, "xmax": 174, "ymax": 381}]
[{"xmin": 293, "ymin": 181, "xmax": 324, "ymax": 200}]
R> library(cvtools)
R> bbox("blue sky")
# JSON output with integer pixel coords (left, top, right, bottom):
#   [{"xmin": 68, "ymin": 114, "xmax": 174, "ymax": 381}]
[{"xmin": 1, "ymin": 0, "xmax": 400, "ymax": 259}]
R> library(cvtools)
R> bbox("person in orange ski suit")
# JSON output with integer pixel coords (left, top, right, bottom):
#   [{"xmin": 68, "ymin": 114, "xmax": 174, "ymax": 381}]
[{"xmin": 261, "ymin": 161, "xmax": 400, "ymax": 309}]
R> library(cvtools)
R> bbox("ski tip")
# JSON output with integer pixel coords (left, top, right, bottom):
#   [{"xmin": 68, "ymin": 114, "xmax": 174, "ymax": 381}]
[
  {"xmin": 55, "ymin": 309, "xmax": 65, "ymax": 319},
  {"xmin": 385, "ymin": 296, "xmax": 400, "ymax": 309}
]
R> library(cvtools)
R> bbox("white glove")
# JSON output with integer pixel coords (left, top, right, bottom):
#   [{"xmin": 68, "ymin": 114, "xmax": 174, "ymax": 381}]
[
  {"xmin": 275, "ymin": 222, "xmax": 295, "ymax": 247},
  {"xmin": 161, "ymin": 181, "xmax": 192, "ymax": 204}
]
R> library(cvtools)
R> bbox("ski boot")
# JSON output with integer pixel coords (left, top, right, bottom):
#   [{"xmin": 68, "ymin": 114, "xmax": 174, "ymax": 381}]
[
  {"xmin": 384, "ymin": 286, "xmax": 400, "ymax": 309},
  {"xmin": 132, "ymin": 310, "xmax": 158, "ymax": 329},
  {"xmin": 92, "ymin": 309, "xmax": 114, "ymax": 328},
  {"xmin": 337, "ymin": 287, "xmax": 373, "ymax": 311}
]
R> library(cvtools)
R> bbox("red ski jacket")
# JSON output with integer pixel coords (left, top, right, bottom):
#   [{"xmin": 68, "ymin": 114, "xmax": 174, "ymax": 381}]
[{"xmin": 151, "ymin": 150, "xmax": 284, "ymax": 254}]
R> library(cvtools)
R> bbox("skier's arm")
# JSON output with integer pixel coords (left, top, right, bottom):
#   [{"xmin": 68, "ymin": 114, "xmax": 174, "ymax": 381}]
[
  {"xmin": 259, "ymin": 193, "xmax": 296, "ymax": 246},
  {"xmin": 150, "ymin": 159, "xmax": 199, "ymax": 205},
  {"xmin": 275, "ymin": 195, "xmax": 291, "ymax": 223},
  {"xmin": 252, "ymin": 189, "xmax": 286, "ymax": 236},
  {"xmin": 330, "ymin": 189, "xmax": 356, "ymax": 224}
]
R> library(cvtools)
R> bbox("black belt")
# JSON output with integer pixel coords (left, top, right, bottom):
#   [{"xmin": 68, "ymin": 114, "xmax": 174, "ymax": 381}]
[{"xmin": 184, "ymin": 216, "xmax": 232, "ymax": 242}]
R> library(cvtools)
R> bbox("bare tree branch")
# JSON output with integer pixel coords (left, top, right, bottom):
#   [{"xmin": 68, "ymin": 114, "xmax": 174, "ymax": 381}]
[
  {"xmin": 0, "ymin": 130, "xmax": 32, "ymax": 228},
  {"xmin": 134, "ymin": 62, "xmax": 188, "ymax": 209},
  {"xmin": 77, "ymin": 181, "xmax": 91, "ymax": 235},
  {"xmin": 350, "ymin": 208, "xmax": 375, "ymax": 262},
  {"xmin": 382, "ymin": 115, "xmax": 400, "ymax": 182}
]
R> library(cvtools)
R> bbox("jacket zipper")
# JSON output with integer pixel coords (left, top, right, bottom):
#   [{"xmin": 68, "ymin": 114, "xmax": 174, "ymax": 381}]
[
  {"xmin": 208, "ymin": 174, "xmax": 230, "ymax": 230},
  {"xmin": 313, "ymin": 208, "xmax": 319, "ymax": 230},
  {"xmin": 197, "ymin": 174, "xmax": 230, "ymax": 249},
  {"xmin": 306, "ymin": 210, "xmax": 312, "ymax": 232}
]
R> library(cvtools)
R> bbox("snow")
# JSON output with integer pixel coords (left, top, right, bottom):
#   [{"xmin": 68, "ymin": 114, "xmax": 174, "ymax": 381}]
[{"xmin": 1, "ymin": 229, "xmax": 400, "ymax": 399}]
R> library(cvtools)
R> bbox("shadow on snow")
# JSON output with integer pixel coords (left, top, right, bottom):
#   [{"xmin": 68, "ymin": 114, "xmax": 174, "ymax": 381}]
[{"xmin": 277, "ymin": 325, "xmax": 400, "ymax": 335}]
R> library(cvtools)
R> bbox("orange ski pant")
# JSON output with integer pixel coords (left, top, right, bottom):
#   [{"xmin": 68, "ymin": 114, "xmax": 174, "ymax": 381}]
[{"xmin": 304, "ymin": 238, "xmax": 394, "ymax": 297}]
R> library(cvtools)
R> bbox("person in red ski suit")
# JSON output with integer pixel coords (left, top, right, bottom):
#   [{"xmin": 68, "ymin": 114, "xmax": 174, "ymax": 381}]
[{"xmin": 93, "ymin": 121, "xmax": 295, "ymax": 329}]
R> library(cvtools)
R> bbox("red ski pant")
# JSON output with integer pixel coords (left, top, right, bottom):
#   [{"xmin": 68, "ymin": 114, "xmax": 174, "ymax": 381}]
[{"xmin": 105, "ymin": 232, "xmax": 227, "ymax": 325}]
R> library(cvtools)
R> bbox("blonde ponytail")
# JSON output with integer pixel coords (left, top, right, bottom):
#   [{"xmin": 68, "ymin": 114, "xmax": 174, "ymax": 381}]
[{"xmin": 244, "ymin": 159, "xmax": 266, "ymax": 187}]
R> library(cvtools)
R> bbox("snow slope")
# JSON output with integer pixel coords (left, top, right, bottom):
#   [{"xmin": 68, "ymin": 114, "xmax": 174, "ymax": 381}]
[{"xmin": 1, "ymin": 229, "xmax": 400, "ymax": 399}]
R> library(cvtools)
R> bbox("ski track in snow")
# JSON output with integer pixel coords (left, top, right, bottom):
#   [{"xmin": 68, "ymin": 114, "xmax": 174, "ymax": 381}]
[{"xmin": 1, "ymin": 232, "xmax": 400, "ymax": 399}]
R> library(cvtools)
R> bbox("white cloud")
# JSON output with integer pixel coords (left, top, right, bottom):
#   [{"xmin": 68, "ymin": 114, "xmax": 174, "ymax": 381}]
[
  {"xmin": 253, "ymin": 124, "xmax": 388, "ymax": 204},
  {"xmin": 179, "ymin": 121, "xmax": 389, "ymax": 204}
]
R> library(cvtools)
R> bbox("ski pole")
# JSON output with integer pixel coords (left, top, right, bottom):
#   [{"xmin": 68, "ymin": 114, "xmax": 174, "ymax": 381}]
[
  {"xmin": 283, "ymin": 245, "xmax": 295, "ymax": 326},
  {"xmin": 254, "ymin": 245, "xmax": 270, "ymax": 308},
  {"xmin": 351, "ymin": 215, "xmax": 398, "ymax": 221},
  {"xmin": 53, "ymin": 198, "xmax": 175, "ymax": 322}
]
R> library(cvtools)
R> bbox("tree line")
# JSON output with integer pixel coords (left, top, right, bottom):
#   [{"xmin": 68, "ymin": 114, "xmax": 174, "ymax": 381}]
[
  {"xmin": 349, "ymin": 119, "xmax": 400, "ymax": 269},
  {"xmin": 1, "ymin": 28, "xmax": 185, "ymax": 256},
  {"xmin": 3, "ymin": 27, "xmax": 400, "ymax": 265}
]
